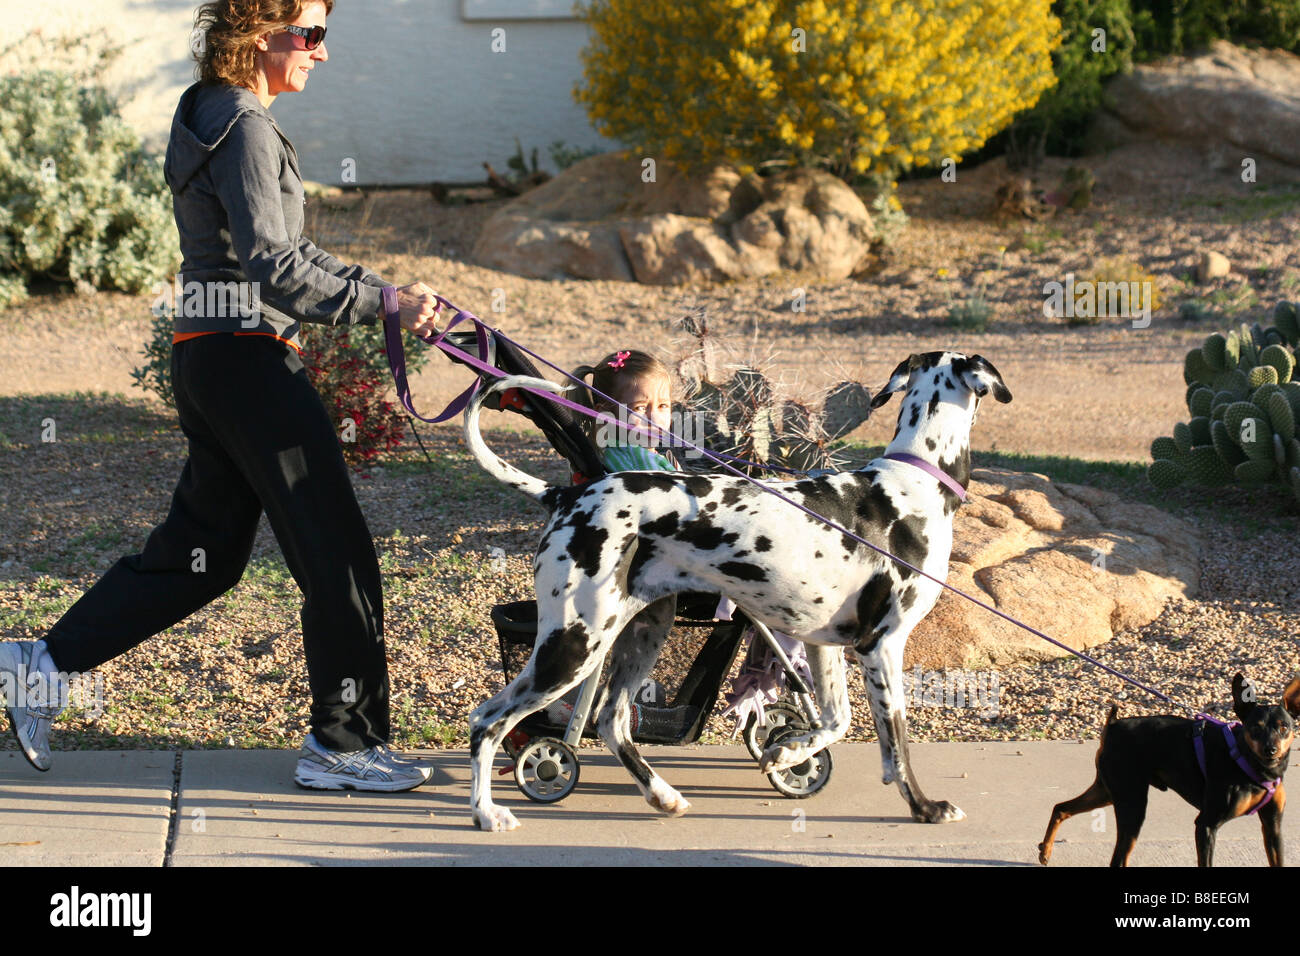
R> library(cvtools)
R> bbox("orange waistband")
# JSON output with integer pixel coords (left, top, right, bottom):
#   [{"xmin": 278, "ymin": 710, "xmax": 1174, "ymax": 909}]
[{"xmin": 172, "ymin": 330, "xmax": 302, "ymax": 353}]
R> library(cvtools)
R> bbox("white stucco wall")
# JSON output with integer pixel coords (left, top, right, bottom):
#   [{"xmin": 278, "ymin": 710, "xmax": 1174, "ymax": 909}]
[{"xmin": 0, "ymin": 0, "xmax": 616, "ymax": 183}]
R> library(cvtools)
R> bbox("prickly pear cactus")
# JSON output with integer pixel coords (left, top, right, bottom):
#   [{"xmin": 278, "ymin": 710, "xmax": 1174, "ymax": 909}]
[
  {"xmin": 675, "ymin": 306, "xmax": 723, "ymax": 387},
  {"xmin": 673, "ymin": 312, "xmax": 873, "ymax": 474},
  {"xmin": 1149, "ymin": 303, "xmax": 1300, "ymax": 505},
  {"xmin": 822, "ymin": 382, "xmax": 873, "ymax": 440}
]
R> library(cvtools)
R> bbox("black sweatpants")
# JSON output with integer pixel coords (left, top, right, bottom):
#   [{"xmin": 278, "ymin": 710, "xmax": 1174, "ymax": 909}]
[{"xmin": 43, "ymin": 333, "xmax": 389, "ymax": 752}]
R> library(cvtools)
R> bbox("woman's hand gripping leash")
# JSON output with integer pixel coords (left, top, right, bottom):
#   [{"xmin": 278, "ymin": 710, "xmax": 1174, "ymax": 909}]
[{"xmin": 380, "ymin": 282, "xmax": 443, "ymax": 336}]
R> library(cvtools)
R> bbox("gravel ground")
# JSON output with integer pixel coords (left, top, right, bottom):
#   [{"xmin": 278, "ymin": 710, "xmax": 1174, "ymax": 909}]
[
  {"xmin": 1, "ymin": 141, "xmax": 1299, "ymax": 753},
  {"xmin": 0, "ymin": 410, "xmax": 1296, "ymax": 753}
]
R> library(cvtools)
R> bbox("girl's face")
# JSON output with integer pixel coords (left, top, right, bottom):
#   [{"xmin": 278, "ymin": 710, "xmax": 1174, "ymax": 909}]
[
  {"xmin": 601, "ymin": 373, "xmax": 673, "ymax": 442},
  {"xmin": 621, "ymin": 374, "xmax": 673, "ymax": 432}
]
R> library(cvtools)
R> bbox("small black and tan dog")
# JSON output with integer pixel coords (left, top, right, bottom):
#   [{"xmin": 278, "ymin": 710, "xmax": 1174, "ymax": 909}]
[{"xmin": 1039, "ymin": 673, "xmax": 1300, "ymax": 867}]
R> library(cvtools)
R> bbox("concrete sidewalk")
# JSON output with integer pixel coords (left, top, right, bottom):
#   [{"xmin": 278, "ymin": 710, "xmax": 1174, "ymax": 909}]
[{"xmin": 0, "ymin": 742, "xmax": 1291, "ymax": 866}]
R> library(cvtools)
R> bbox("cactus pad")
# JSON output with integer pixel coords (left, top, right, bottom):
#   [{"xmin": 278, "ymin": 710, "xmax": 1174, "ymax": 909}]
[
  {"xmin": 1248, "ymin": 365, "xmax": 1280, "ymax": 389},
  {"xmin": 1239, "ymin": 416, "xmax": 1276, "ymax": 461},
  {"xmin": 1266, "ymin": 391, "xmax": 1296, "ymax": 442},
  {"xmin": 821, "ymin": 382, "xmax": 872, "ymax": 440},
  {"xmin": 1150, "ymin": 436, "xmax": 1178, "ymax": 461},
  {"xmin": 1224, "ymin": 401, "xmax": 1261, "ymax": 444},
  {"xmin": 1224, "ymin": 330, "xmax": 1243, "ymax": 369},
  {"xmin": 1147, "ymin": 459, "xmax": 1184, "ymax": 489},
  {"xmin": 1212, "ymin": 369, "xmax": 1249, "ymax": 396},
  {"xmin": 1273, "ymin": 301, "xmax": 1299, "ymax": 347},
  {"xmin": 1189, "ymin": 416, "xmax": 1212, "ymax": 446},
  {"xmin": 1210, "ymin": 420, "xmax": 1247, "ymax": 466},
  {"xmin": 1183, "ymin": 446, "xmax": 1233, "ymax": 486},
  {"xmin": 1184, "ymin": 350, "xmax": 1216, "ymax": 386},
  {"xmin": 1259, "ymin": 344, "xmax": 1294, "ymax": 384},
  {"xmin": 1241, "ymin": 323, "xmax": 1262, "ymax": 366},
  {"xmin": 1251, "ymin": 382, "xmax": 1284, "ymax": 414},
  {"xmin": 1201, "ymin": 333, "xmax": 1228, "ymax": 371},
  {"xmin": 1235, "ymin": 459, "xmax": 1276, "ymax": 484}
]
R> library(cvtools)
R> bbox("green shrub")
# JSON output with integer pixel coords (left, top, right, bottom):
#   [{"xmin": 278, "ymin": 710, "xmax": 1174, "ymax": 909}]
[
  {"xmin": 0, "ymin": 69, "xmax": 177, "ymax": 308},
  {"xmin": 994, "ymin": 0, "xmax": 1136, "ymax": 165},
  {"xmin": 947, "ymin": 295, "xmax": 993, "ymax": 331},
  {"xmin": 132, "ymin": 299, "xmax": 181, "ymax": 408},
  {"xmin": 1130, "ymin": 0, "xmax": 1300, "ymax": 58},
  {"xmin": 969, "ymin": 0, "xmax": 1300, "ymax": 164},
  {"xmin": 548, "ymin": 141, "xmax": 604, "ymax": 171}
]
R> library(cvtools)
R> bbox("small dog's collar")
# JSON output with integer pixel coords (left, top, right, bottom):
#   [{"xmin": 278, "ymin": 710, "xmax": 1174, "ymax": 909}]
[
  {"xmin": 883, "ymin": 453, "xmax": 967, "ymax": 501},
  {"xmin": 1193, "ymin": 714, "xmax": 1281, "ymax": 814}
]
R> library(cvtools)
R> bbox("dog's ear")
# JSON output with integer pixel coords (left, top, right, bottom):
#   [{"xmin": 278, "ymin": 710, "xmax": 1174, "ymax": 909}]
[
  {"xmin": 1282, "ymin": 674, "xmax": 1300, "ymax": 718},
  {"xmin": 870, "ymin": 356, "xmax": 915, "ymax": 409},
  {"xmin": 1232, "ymin": 672, "xmax": 1259, "ymax": 718},
  {"xmin": 958, "ymin": 355, "xmax": 1012, "ymax": 404}
]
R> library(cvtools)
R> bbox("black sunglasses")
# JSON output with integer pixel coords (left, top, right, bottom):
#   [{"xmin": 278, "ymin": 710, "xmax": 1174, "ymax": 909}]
[{"xmin": 283, "ymin": 24, "xmax": 327, "ymax": 50}]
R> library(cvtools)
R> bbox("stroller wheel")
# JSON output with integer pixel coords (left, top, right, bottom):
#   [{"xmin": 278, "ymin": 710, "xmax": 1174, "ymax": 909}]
[
  {"xmin": 743, "ymin": 701, "xmax": 805, "ymax": 762},
  {"xmin": 513, "ymin": 737, "xmax": 580, "ymax": 803},
  {"xmin": 763, "ymin": 725, "xmax": 833, "ymax": 799}
]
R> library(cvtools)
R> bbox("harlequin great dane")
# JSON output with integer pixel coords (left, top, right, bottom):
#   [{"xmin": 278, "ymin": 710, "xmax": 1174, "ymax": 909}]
[{"xmin": 463, "ymin": 351, "xmax": 1011, "ymax": 831}]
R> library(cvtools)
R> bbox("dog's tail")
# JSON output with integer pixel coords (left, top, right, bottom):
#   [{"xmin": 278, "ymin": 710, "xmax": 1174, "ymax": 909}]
[
  {"xmin": 1093, "ymin": 704, "xmax": 1120, "ymax": 764},
  {"xmin": 463, "ymin": 374, "xmax": 565, "ymax": 503}
]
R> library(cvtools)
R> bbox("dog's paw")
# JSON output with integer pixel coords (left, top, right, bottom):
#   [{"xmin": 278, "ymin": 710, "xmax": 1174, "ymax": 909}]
[
  {"xmin": 473, "ymin": 804, "xmax": 521, "ymax": 832},
  {"xmin": 880, "ymin": 756, "xmax": 897, "ymax": 785},
  {"xmin": 647, "ymin": 779, "xmax": 691, "ymax": 816},
  {"xmin": 1037, "ymin": 841, "xmax": 1052, "ymax": 865},
  {"xmin": 913, "ymin": 799, "xmax": 965, "ymax": 824}
]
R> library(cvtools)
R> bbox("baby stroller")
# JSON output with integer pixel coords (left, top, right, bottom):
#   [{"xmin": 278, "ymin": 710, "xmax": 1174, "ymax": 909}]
[{"xmin": 438, "ymin": 327, "xmax": 833, "ymax": 804}]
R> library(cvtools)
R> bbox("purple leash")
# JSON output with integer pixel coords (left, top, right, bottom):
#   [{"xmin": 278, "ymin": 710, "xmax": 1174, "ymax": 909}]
[
  {"xmin": 384, "ymin": 291, "xmax": 691, "ymax": 448},
  {"xmin": 1192, "ymin": 713, "xmax": 1280, "ymax": 814},
  {"xmin": 382, "ymin": 286, "xmax": 489, "ymax": 424},
  {"xmin": 383, "ymin": 295, "xmax": 1182, "ymax": 710}
]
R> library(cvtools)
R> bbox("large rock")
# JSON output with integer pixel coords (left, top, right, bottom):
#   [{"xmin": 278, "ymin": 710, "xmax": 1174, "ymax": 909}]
[
  {"xmin": 471, "ymin": 152, "xmax": 874, "ymax": 284},
  {"xmin": 1088, "ymin": 40, "xmax": 1300, "ymax": 172},
  {"xmin": 905, "ymin": 468, "xmax": 1201, "ymax": 669}
]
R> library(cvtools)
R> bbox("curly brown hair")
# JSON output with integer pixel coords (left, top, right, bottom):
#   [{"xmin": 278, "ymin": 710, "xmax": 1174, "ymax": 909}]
[{"xmin": 192, "ymin": 0, "xmax": 334, "ymax": 89}]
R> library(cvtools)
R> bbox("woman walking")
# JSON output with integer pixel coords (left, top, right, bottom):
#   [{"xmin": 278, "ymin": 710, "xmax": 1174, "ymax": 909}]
[{"xmin": 2, "ymin": 0, "xmax": 439, "ymax": 791}]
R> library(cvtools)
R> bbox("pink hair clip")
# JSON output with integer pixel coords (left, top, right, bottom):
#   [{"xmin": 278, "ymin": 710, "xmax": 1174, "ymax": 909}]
[{"xmin": 608, "ymin": 350, "xmax": 631, "ymax": 370}]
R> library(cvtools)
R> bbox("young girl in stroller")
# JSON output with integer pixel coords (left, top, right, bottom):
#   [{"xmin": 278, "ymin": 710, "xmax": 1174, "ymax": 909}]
[{"xmin": 569, "ymin": 349, "xmax": 814, "ymax": 745}]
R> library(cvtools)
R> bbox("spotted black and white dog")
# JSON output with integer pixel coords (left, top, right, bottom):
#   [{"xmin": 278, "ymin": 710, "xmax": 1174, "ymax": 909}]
[{"xmin": 463, "ymin": 351, "xmax": 1011, "ymax": 831}]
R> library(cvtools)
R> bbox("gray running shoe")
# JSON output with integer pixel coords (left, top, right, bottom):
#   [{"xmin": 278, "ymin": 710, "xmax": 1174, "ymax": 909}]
[
  {"xmin": 294, "ymin": 733, "xmax": 432, "ymax": 791},
  {"xmin": 0, "ymin": 641, "xmax": 64, "ymax": 772}
]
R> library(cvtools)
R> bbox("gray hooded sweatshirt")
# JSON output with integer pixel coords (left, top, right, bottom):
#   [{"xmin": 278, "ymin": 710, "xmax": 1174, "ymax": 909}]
[{"xmin": 163, "ymin": 82, "xmax": 388, "ymax": 351}]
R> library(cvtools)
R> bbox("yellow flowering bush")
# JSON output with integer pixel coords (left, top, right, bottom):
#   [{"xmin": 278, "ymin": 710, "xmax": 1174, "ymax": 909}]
[{"xmin": 574, "ymin": 0, "xmax": 1063, "ymax": 181}]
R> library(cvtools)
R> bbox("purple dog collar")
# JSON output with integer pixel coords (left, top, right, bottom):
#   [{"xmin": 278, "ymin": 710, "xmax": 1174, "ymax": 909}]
[
  {"xmin": 1192, "ymin": 714, "xmax": 1280, "ymax": 814},
  {"xmin": 883, "ymin": 453, "xmax": 967, "ymax": 501}
]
